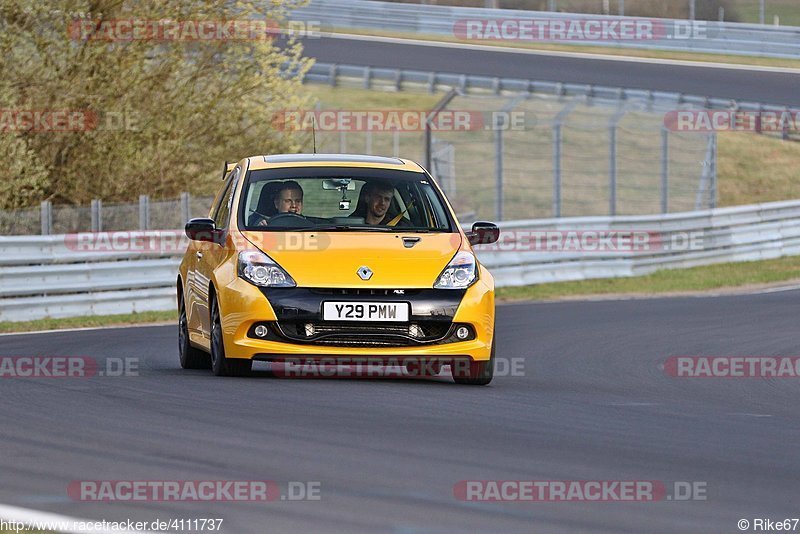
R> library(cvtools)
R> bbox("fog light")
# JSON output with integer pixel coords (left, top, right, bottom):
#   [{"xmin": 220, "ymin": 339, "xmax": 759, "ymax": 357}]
[
  {"xmin": 254, "ymin": 324, "xmax": 268, "ymax": 338},
  {"xmin": 305, "ymin": 323, "xmax": 315, "ymax": 337},
  {"xmin": 408, "ymin": 324, "xmax": 423, "ymax": 338},
  {"xmin": 455, "ymin": 326, "xmax": 470, "ymax": 340}
]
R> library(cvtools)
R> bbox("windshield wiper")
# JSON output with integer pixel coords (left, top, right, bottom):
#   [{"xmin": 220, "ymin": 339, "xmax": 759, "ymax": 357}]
[{"xmin": 298, "ymin": 225, "xmax": 393, "ymax": 232}]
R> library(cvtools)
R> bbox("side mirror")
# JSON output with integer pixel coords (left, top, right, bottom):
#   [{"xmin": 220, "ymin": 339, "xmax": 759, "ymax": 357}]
[
  {"xmin": 185, "ymin": 218, "xmax": 221, "ymax": 243},
  {"xmin": 466, "ymin": 221, "xmax": 500, "ymax": 246}
]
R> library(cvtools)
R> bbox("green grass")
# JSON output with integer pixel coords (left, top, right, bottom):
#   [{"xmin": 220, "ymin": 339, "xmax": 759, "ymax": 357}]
[
  {"xmin": 497, "ymin": 255, "xmax": 800, "ymax": 301},
  {"xmin": 0, "ymin": 310, "xmax": 175, "ymax": 334},
  {"xmin": 730, "ymin": 0, "xmax": 800, "ymax": 26}
]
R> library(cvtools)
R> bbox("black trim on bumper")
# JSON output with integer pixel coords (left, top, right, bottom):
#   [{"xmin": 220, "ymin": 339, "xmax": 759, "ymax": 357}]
[{"xmin": 258, "ymin": 287, "xmax": 466, "ymax": 322}]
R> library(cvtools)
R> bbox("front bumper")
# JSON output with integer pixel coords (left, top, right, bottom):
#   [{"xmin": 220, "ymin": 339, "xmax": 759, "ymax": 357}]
[{"xmin": 215, "ymin": 273, "xmax": 495, "ymax": 362}]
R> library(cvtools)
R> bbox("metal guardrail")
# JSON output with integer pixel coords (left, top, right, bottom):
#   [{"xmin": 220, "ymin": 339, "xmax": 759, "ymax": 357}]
[
  {"xmin": 3, "ymin": 199, "xmax": 800, "ymax": 321},
  {"xmin": 291, "ymin": 0, "xmax": 800, "ymax": 59}
]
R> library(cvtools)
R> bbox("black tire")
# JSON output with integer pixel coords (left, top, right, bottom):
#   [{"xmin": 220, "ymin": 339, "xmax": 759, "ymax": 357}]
[
  {"xmin": 451, "ymin": 340, "xmax": 494, "ymax": 386},
  {"xmin": 179, "ymin": 298, "xmax": 210, "ymax": 369},
  {"xmin": 210, "ymin": 293, "xmax": 252, "ymax": 377}
]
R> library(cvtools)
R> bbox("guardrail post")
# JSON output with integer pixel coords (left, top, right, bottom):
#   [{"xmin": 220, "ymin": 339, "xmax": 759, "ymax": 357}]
[
  {"xmin": 139, "ymin": 194, "xmax": 150, "ymax": 231},
  {"xmin": 181, "ymin": 192, "xmax": 190, "ymax": 223},
  {"xmin": 619, "ymin": 0, "xmax": 624, "ymax": 16},
  {"xmin": 661, "ymin": 128, "xmax": 669, "ymax": 214},
  {"xmin": 760, "ymin": 0, "xmax": 766, "ymax": 25},
  {"xmin": 328, "ymin": 64, "xmax": 337, "ymax": 87},
  {"xmin": 40, "ymin": 200, "xmax": 52, "ymax": 235},
  {"xmin": 339, "ymin": 131, "xmax": 346, "ymax": 153},
  {"xmin": 91, "ymin": 199, "xmax": 102, "ymax": 232},
  {"xmin": 363, "ymin": 66, "xmax": 371, "ymax": 90},
  {"xmin": 494, "ymin": 125, "xmax": 503, "ymax": 221},
  {"xmin": 548, "ymin": 0, "xmax": 556, "ymax": 11},
  {"xmin": 552, "ymin": 124, "xmax": 562, "ymax": 218},
  {"xmin": 428, "ymin": 72, "xmax": 436, "ymax": 94},
  {"xmin": 392, "ymin": 130, "xmax": 400, "ymax": 157},
  {"xmin": 689, "ymin": 0, "xmax": 695, "ymax": 21},
  {"xmin": 365, "ymin": 130, "xmax": 373, "ymax": 155},
  {"xmin": 394, "ymin": 69, "xmax": 402, "ymax": 91}
]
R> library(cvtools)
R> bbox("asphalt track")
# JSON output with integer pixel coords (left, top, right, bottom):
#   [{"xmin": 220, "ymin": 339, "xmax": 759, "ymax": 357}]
[
  {"xmin": 2, "ymin": 290, "xmax": 800, "ymax": 532},
  {"xmin": 298, "ymin": 35, "xmax": 800, "ymax": 107}
]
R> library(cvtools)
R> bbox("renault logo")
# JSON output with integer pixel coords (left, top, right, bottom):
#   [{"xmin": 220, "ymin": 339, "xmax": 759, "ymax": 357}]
[{"xmin": 357, "ymin": 266, "xmax": 373, "ymax": 281}]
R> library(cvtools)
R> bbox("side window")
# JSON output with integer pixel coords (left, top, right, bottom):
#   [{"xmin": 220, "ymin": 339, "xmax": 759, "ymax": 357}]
[{"xmin": 213, "ymin": 167, "xmax": 239, "ymax": 229}]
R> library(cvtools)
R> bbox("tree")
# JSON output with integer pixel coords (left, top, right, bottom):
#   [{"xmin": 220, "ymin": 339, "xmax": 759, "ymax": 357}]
[{"xmin": 0, "ymin": 0, "xmax": 314, "ymax": 209}]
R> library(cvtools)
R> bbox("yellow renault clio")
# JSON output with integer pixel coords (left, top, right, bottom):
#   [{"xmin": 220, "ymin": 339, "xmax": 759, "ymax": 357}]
[{"xmin": 178, "ymin": 154, "xmax": 499, "ymax": 384}]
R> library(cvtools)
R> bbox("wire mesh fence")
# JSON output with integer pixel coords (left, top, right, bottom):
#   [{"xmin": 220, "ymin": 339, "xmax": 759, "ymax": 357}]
[
  {"xmin": 0, "ymin": 195, "xmax": 217, "ymax": 236},
  {"xmin": 311, "ymin": 89, "xmax": 715, "ymax": 223},
  {"xmin": 2, "ymin": 89, "xmax": 717, "ymax": 234}
]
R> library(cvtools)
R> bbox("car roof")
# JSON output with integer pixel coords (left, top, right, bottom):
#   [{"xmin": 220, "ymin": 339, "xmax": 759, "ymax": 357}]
[{"xmin": 247, "ymin": 153, "xmax": 426, "ymax": 172}]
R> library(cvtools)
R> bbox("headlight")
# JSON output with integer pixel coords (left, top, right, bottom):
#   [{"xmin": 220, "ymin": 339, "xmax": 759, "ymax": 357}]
[
  {"xmin": 238, "ymin": 251, "xmax": 296, "ymax": 288},
  {"xmin": 434, "ymin": 251, "xmax": 477, "ymax": 289}
]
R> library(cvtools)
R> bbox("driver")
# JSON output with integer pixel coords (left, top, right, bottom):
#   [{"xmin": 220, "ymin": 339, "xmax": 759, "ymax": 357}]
[
  {"xmin": 255, "ymin": 181, "xmax": 303, "ymax": 226},
  {"xmin": 273, "ymin": 181, "xmax": 304, "ymax": 215}
]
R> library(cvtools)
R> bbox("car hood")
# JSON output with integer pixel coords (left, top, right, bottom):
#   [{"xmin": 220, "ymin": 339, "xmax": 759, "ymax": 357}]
[{"xmin": 241, "ymin": 231, "xmax": 462, "ymax": 288}]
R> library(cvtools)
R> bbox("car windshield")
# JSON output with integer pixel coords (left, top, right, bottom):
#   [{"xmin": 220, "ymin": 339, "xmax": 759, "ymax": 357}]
[{"xmin": 239, "ymin": 168, "xmax": 454, "ymax": 232}]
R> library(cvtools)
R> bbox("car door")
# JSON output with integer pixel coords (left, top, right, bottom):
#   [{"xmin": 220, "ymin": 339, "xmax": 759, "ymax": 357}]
[{"xmin": 194, "ymin": 166, "xmax": 240, "ymax": 339}]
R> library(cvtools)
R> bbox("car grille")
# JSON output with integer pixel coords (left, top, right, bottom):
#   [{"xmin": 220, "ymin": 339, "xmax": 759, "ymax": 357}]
[{"xmin": 273, "ymin": 321, "xmax": 453, "ymax": 347}]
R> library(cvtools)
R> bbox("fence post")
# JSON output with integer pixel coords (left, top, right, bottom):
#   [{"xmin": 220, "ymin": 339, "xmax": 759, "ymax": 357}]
[
  {"xmin": 660, "ymin": 128, "xmax": 669, "ymax": 214},
  {"xmin": 40, "ymin": 200, "xmax": 52, "ymax": 235},
  {"xmin": 181, "ymin": 192, "xmax": 190, "ymax": 223},
  {"xmin": 91, "ymin": 199, "xmax": 102, "ymax": 232},
  {"xmin": 552, "ymin": 124, "xmax": 562, "ymax": 218},
  {"xmin": 494, "ymin": 126, "xmax": 503, "ymax": 221},
  {"xmin": 425, "ymin": 89, "xmax": 458, "ymax": 171},
  {"xmin": 139, "ymin": 194, "xmax": 150, "ymax": 231}
]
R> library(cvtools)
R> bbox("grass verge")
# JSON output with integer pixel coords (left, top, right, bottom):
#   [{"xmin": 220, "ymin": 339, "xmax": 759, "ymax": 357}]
[
  {"xmin": 0, "ymin": 310, "xmax": 175, "ymax": 334},
  {"xmin": 496, "ymin": 255, "xmax": 800, "ymax": 302}
]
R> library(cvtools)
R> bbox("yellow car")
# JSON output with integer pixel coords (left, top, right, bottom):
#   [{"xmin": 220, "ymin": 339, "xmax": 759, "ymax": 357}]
[{"xmin": 177, "ymin": 154, "xmax": 500, "ymax": 385}]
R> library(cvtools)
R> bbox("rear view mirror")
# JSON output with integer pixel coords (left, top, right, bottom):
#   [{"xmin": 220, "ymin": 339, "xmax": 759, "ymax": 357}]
[
  {"xmin": 322, "ymin": 178, "xmax": 355, "ymax": 190},
  {"xmin": 185, "ymin": 218, "xmax": 222, "ymax": 243},
  {"xmin": 466, "ymin": 222, "xmax": 500, "ymax": 246}
]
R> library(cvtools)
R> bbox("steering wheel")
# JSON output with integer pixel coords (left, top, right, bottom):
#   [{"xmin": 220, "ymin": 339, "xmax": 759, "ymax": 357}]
[{"xmin": 267, "ymin": 212, "xmax": 309, "ymax": 227}]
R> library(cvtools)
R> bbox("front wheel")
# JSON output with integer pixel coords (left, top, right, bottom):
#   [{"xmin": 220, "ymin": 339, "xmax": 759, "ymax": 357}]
[
  {"xmin": 451, "ymin": 341, "xmax": 494, "ymax": 386},
  {"xmin": 210, "ymin": 293, "xmax": 251, "ymax": 377}
]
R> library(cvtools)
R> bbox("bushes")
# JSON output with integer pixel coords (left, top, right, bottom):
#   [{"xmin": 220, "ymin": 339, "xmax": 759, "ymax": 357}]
[{"xmin": 0, "ymin": 0, "xmax": 314, "ymax": 209}]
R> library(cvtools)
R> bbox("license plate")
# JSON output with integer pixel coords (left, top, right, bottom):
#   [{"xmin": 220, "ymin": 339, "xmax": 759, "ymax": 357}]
[{"xmin": 322, "ymin": 301, "xmax": 409, "ymax": 322}]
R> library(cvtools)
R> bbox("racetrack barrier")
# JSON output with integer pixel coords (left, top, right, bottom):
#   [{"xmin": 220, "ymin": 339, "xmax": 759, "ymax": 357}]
[{"xmin": 2, "ymin": 198, "xmax": 800, "ymax": 321}]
